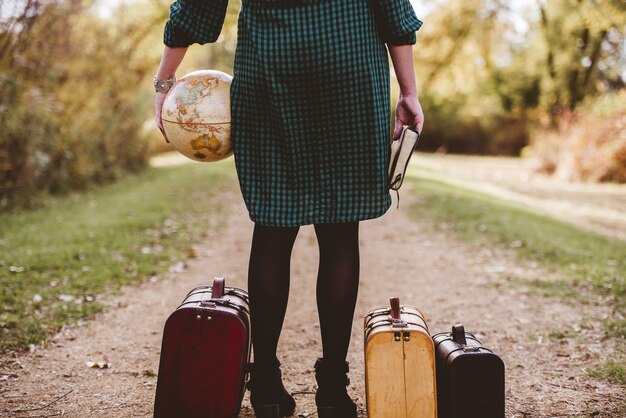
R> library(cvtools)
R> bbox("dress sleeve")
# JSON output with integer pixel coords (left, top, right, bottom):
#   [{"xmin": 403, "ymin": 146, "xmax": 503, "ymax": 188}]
[
  {"xmin": 370, "ymin": 0, "xmax": 424, "ymax": 45},
  {"xmin": 163, "ymin": 0, "xmax": 229, "ymax": 48}
]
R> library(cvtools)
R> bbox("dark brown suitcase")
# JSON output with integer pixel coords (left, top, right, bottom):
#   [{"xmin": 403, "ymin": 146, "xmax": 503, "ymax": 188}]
[
  {"xmin": 154, "ymin": 277, "xmax": 251, "ymax": 418},
  {"xmin": 432, "ymin": 323, "xmax": 505, "ymax": 418}
]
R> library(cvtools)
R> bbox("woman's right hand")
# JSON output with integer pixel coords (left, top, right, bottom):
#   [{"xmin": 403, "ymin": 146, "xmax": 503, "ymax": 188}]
[
  {"xmin": 393, "ymin": 93, "xmax": 424, "ymax": 141},
  {"xmin": 155, "ymin": 91, "xmax": 169, "ymax": 143}
]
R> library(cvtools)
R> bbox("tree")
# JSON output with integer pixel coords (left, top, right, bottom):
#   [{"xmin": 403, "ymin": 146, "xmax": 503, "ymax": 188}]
[
  {"xmin": 0, "ymin": 0, "xmax": 171, "ymax": 207},
  {"xmin": 536, "ymin": 0, "xmax": 626, "ymax": 125}
]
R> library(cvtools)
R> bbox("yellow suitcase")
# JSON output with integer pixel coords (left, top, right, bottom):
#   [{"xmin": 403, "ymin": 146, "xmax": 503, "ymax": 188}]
[{"xmin": 364, "ymin": 297, "xmax": 437, "ymax": 418}]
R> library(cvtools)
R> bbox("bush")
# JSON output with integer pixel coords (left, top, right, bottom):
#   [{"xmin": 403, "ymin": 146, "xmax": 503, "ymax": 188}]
[
  {"xmin": 0, "ymin": 0, "xmax": 167, "ymax": 209},
  {"xmin": 530, "ymin": 92, "xmax": 626, "ymax": 183},
  {"xmin": 412, "ymin": 94, "xmax": 529, "ymax": 156}
]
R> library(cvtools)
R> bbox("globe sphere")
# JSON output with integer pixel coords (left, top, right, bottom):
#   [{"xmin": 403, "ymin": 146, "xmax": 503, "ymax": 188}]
[{"xmin": 161, "ymin": 70, "xmax": 233, "ymax": 162}]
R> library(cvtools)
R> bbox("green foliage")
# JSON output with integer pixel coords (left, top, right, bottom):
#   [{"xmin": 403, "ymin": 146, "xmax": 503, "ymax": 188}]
[
  {"xmin": 0, "ymin": 0, "xmax": 170, "ymax": 208},
  {"xmin": 0, "ymin": 0, "xmax": 243, "ymax": 207},
  {"xmin": 533, "ymin": 0, "xmax": 624, "ymax": 117},
  {"xmin": 588, "ymin": 360, "xmax": 626, "ymax": 385},
  {"xmin": 0, "ymin": 160, "xmax": 234, "ymax": 353},
  {"xmin": 604, "ymin": 319, "xmax": 626, "ymax": 340},
  {"xmin": 412, "ymin": 0, "xmax": 625, "ymax": 157},
  {"xmin": 414, "ymin": 0, "xmax": 522, "ymax": 154}
]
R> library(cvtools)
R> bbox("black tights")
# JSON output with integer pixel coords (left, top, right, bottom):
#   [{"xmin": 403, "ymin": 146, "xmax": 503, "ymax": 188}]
[{"xmin": 247, "ymin": 222, "xmax": 360, "ymax": 366}]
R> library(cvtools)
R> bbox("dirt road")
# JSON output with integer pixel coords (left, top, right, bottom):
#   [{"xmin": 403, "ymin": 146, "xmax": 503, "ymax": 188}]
[{"xmin": 1, "ymin": 180, "xmax": 623, "ymax": 417}]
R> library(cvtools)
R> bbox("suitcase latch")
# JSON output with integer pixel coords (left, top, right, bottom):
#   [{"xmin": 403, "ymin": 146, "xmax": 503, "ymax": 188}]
[
  {"xmin": 200, "ymin": 301, "xmax": 217, "ymax": 308},
  {"xmin": 394, "ymin": 331, "xmax": 411, "ymax": 342},
  {"xmin": 463, "ymin": 346, "xmax": 480, "ymax": 353},
  {"xmin": 391, "ymin": 319, "xmax": 407, "ymax": 329}
]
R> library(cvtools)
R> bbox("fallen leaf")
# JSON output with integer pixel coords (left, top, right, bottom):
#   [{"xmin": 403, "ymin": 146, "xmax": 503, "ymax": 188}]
[
  {"xmin": 73, "ymin": 253, "xmax": 86, "ymax": 261},
  {"xmin": 169, "ymin": 262, "xmax": 187, "ymax": 274},
  {"xmin": 58, "ymin": 294, "xmax": 75, "ymax": 302},
  {"xmin": 111, "ymin": 253, "xmax": 126, "ymax": 262},
  {"xmin": 86, "ymin": 361, "xmax": 111, "ymax": 369}
]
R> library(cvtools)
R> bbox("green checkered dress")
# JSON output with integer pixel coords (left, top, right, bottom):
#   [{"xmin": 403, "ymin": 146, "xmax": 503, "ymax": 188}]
[{"xmin": 164, "ymin": 0, "xmax": 423, "ymax": 227}]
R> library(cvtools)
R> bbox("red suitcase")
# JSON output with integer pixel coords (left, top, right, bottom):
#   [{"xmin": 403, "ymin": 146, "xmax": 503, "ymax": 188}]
[{"xmin": 154, "ymin": 277, "xmax": 251, "ymax": 418}]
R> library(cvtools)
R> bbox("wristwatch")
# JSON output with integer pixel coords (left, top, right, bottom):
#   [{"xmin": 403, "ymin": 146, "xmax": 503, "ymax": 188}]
[{"xmin": 154, "ymin": 75, "xmax": 176, "ymax": 93}]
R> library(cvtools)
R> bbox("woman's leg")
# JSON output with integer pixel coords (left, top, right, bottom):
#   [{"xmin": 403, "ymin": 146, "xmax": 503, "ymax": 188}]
[
  {"xmin": 248, "ymin": 222, "xmax": 300, "ymax": 366},
  {"xmin": 246, "ymin": 223, "xmax": 300, "ymax": 416},
  {"xmin": 314, "ymin": 221, "xmax": 360, "ymax": 364},
  {"xmin": 313, "ymin": 221, "xmax": 360, "ymax": 417}
]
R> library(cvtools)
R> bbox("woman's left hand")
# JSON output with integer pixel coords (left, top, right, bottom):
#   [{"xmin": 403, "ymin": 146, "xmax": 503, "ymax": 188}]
[{"xmin": 393, "ymin": 93, "xmax": 424, "ymax": 140}]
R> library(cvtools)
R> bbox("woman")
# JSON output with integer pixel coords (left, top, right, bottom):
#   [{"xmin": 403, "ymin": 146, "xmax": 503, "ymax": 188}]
[{"xmin": 154, "ymin": 0, "xmax": 424, "ymax": 417}]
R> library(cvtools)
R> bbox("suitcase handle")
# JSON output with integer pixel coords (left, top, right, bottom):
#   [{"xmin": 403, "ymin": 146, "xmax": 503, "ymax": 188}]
[
  {"xmin": 390, "ymin": 297, "xmax": 401, "ymax": 321},
  {"xmin": 211, "ymin": 276, "xmax": 225, "ymax": 299},
  {"xmin": 452, "ymin": 323, "xmax": 467, "ymax": 346}
]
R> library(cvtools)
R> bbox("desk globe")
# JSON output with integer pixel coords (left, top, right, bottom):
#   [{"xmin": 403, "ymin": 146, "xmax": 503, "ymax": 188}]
[{"xmin": 161, "ymin": 70, "xmax": 233, "ymax": 162}]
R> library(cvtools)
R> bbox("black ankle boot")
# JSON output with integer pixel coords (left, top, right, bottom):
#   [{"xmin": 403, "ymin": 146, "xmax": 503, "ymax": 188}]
[
  {"xmin": 314, "ymin": 358, "xmax": 358, "ymax": 418},
  {"xmin": 246, "ymin": 358, "xmax": 296, "ymax": 418}
]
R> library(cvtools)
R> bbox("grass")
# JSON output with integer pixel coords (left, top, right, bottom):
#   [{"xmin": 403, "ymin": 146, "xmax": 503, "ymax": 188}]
[
  {"xmin": 406, "ymin": 172, "xmax": 626, "ymax": 383},
  {"xmin": 0, "ymin": 160, "xmax": 235, "ymax": 353},
  {"xmin": 588, "ymin": 359, "xmax": 626, "ymax": 385}
]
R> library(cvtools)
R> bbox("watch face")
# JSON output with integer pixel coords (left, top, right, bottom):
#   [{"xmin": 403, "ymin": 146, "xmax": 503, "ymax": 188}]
[{"xmin": 155, "ymin": 79, "xmax": 174, "ymax": 93}]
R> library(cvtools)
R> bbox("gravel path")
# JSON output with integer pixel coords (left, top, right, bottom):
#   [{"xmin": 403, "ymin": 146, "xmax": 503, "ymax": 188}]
[{"xmin": 1, "ymin": 181, "xmax": 623, "ymax": 417}]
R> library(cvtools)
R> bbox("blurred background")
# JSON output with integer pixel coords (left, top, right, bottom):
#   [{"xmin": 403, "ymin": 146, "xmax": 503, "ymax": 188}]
[
  {"xmin": 0, "ymin": 0, "xmax": 625, "ymax": 208},
  {"xmin": 1, "ymin": 2, "xmax": 625, "ymax": 407}
]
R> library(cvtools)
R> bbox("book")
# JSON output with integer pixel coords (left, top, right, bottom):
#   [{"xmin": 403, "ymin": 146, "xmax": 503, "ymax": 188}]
[{"xmin": 388, "ymin": 125, "xmax": 421, "ymax": 192}]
